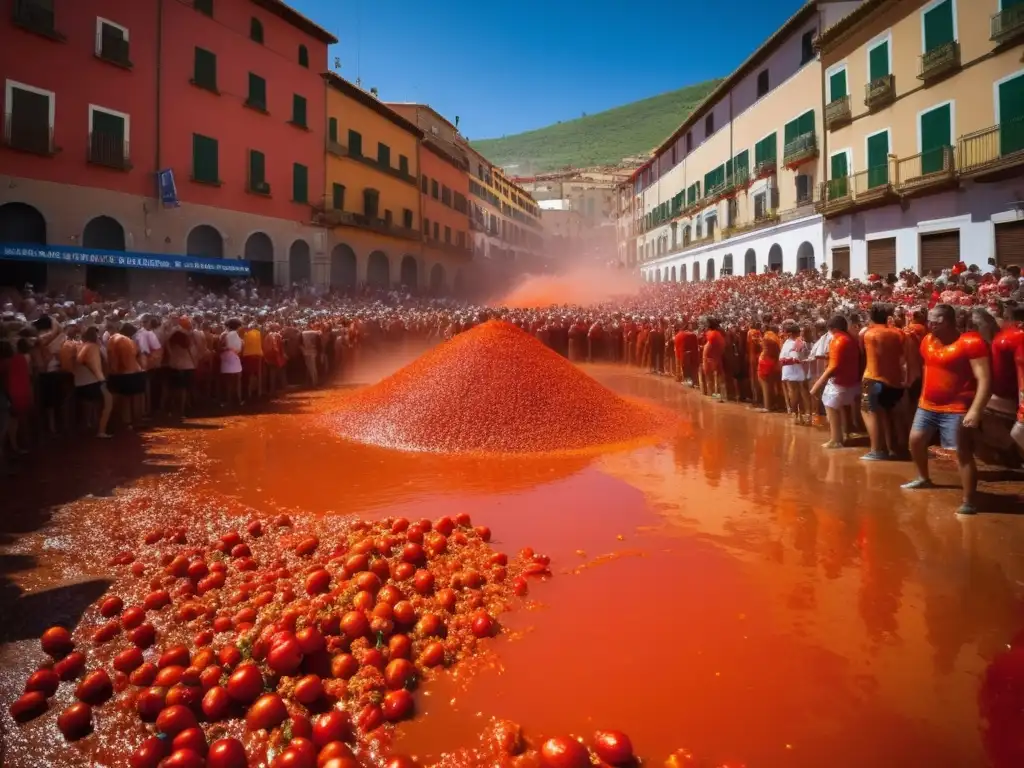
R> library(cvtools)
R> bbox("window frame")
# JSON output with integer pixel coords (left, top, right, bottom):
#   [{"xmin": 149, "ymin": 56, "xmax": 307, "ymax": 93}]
[
  {"xmin": 95, "ymin": 16, "xmax": 129, "ymax": 56},
  {"xmin": 192, "ymin": 47, "xmax": 218, "ymax": 92},
  {"xmin": 191, "ymin": 133, "xmax": 219, "ymax": 184},
  {"xmin": 348, "ymin": 129, "xmax": 362, "ymax": 157},
  {"xmin": 829, "ymin": 146, "xmax": 853, "ymax": 179},
  {"xmin": 865, "ymin": 30, "xmax": 893, "ymax": 81},
  {"xmin": 916, "ymin": 99, "xmax": 956, "ymax": 154},
  {"xmin": 246, "ymin": 72, "xmax": 267, "ymax": 111},
  {"xmin": 994, "ymin": 69, "xmax": 1024, "ymax": 125},
  {"xmin": 250, "ymin": 17, "xmax": 263, "ymax": 43},
  {"xmin": 292, "ymin": 162, "xmax": 308, "ymax": 203},
  {"xmin": 249, "ymin": 149, "xmax": 267, "ymax": 190},
  {"xmin": 919, "ymin": 0, "xmax": 958, "ymax": 53},
  {"xmin": 704, "ymin": 112, "xmax": 715, "ymax": 137},
  {"xmin": 864, "ymin": 127, "xmax": 891, "ymax": 169},
  {"xmin": 88, "ymin": 103, "xmax": 130, "ymax": 142},
  {"xmin": 298, "ymin": 44, "xmax": 309, "ymax": 68},
  {"xmin": 825, "ymin": 61, "xmax": 848, "ymax": 103},
  {"xmin": 332, "ymin": 182, "xmax": 345, "ymax": 210},
  {"xmin": 5, "ymin": 79, "xmax": 56, "ymax": 130},
  {"xmin": 291, "ymin": 94, "xmax": 307, "ymax": 128},
  {"xmin": 756, "ymin": 68, "xmax": 770, "ymax": 99},
  {"xmin": 800, "ymin": 29, "xmax": 816, "ymax": 66},
  {"xmin": 194, "ymin": 0, "xmax": 213, "ymax": 17}
]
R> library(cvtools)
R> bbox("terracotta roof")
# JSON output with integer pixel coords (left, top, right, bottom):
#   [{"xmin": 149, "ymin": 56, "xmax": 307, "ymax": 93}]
[
  {"xmin": 249, "ymin": 0, "xmax": 338, "ymax": 44},
  {"xmin": 384, "ymin": 102, "xmax": 460, "ymax": 134},
  {"xmin": 322, "ymin": 73, "xmax": 423, "ymax": 137},
  {"xmin": 815, "ymin": 0, "xmax": 893, "ymax": 54}
]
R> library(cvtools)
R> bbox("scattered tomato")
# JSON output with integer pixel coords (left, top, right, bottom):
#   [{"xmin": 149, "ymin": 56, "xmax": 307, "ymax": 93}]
[
  {"xmin": 246, "ymin": 693, "xmax": 288, "ymax": 731},
  {"xmin": 57, "ymin": 702, "xmax": 93, "ymax": 741},
  {"xmin": 9, "ymin": 691, "xmax": 48, "ymax": 722},
  {"xmin": 76, "ymin": 669, "xmax": 113, "ymax": 705},
  {"xmin": 540, "ymin": 736, "xmax": 591, "ymax": 768},
  {"xmin": 40, "ymin": 626, "xmax": 74, "ymax": 658},
  {"xmin": 206, "ymin": 738, "xmax": 248, "ymax": 768},
  {"xmin": 592, "ymin": 730, "xmax": 634, "ymax": 766}
]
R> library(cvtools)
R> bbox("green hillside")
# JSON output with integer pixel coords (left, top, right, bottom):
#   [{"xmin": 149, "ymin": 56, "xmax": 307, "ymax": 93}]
[{"xmin": 471, "ymin": 79, "xmax": 723, "ymax": 173}]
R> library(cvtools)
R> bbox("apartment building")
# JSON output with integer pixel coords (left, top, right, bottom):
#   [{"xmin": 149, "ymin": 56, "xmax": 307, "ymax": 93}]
[
  {"xmin": 816, "ymin": 0, "xmax": 1024, "ymax": 276},
  {"xmin": 630, "ymin": 1, "xmax": 862, "ymax": 284},
  {"xmin": 0, "ymin": 0, "xmax": 336, "ymax": 293}
]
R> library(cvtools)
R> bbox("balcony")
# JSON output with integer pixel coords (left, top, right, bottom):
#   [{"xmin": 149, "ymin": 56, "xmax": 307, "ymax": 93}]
[
  {"xmin": 12, "ymin": 0, "xmax": 64, "ymax": 40},
  {"xmin": 824, "ymin": 96, "xmax": 852, "ymax": 130},
  {"xmin": 753, "ymin": 158, "xmax": 777, "ymax": 179},
  {"xmin": 895, "ymin": 146, "xmax": 957, "ymax": 194},
  {"xmin": 325, "ymin": 138, "xmax": 349, "ymax": 158},
  {"xmin": 97, "ymin": 32, "xmax": 131, "ymax": 68},
  {"xmin": 918, "ymin": 40, "xmax": 960, "ymax": 83},
  {"xmin": 783, "ymin": 132, "xmax": 818, "ymax": 168},
  {"xmin": 3, "ymin": 114, "xmax": 57, "ymax": 156},
  {"xmin": 992, "ymin": 4, "xmax": 1024, "ymax": 45},
  {"xmin": 87, "ymin": 132, "xmax": 131, "ymax": 170},
  {"xmin": 958, "ymin": 120, "xmax": 1024, "ymax": 181},
  {"xmin": 864, "ymin": 75, "xmax": 895, "ymax": 110}
]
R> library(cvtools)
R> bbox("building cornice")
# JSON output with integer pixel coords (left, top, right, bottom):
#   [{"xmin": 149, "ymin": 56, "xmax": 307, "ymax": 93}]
[
  {"xmin": 249, "ymin": 0, "xmax": 338, "ymax": 44},
  {"xmin": 321, "ymin": 73, "xmax": 423, "ymax": 137},
  {"xmin": 815, "ymin": 0, "xmax": 898, "ymax": 55}
]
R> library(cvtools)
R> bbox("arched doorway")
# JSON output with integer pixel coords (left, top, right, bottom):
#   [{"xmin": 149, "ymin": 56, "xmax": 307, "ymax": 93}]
[
  {"xmin": 429, "ymin": 263, "xmax": 446, "ymax": 294},
  {"xmin": 82, "ymin": 215, "xmax": 128, "ymax": 296},
  {"xmin": 722, "ymin": 254, "xmax": 734, "ymax": 276},
  {"xmin": 670, "ymin": 266, "xmax": 677, "ymax": 281},
  {"xmin": 289, "ymin": 240, "xmax": 311, "ymax": 284},
  {"xmin": 706, "ymin": 258, "xmax": 715, "ymax": 281},
  {"xmin": 245, "ymin": 232, "xmax": 275, "ymax": 286},
  {"xmin": 0, "ymin": 202, "xmax": 48, "ymax": 289},
  {"xmin": 367, "ymin": 251, "xmax": 389, "ymax": 288},
  {"xmin": 656, "ymin": 268, "xmax": 662, "ymax": 283},
  {"xmin": 796, "ymin": 241, "xmax": 815, "ymax": 272},
  {"xmin": 400, "ymin": 255, "xmax": 418, "ymax": 290},
  {"xmin": 680, "ymin": 264, "xmax": 687, "ymax": 283},
  {"xmin": 330, "ymin": 244, "xmax": 357, "ymax": 290},
  {"xmin": 744, "ymin": 248, "xmax": 756, "ymax": 274},
  {"xmin": 768, "ymin": 244, "xmax": 783, "ymax": 272},
  {"xmin": 693, "ymin": 262, "xmax": 701, "ymax": 282},
  {"xmin": 186, "ymin": 224, "xmax": 223, "ymax": 259}
]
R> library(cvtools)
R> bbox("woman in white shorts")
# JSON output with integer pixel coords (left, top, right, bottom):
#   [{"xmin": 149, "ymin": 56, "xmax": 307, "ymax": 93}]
[{"xmin": 779, "ymin": 321, "xmax": 812, "ymax": 424}]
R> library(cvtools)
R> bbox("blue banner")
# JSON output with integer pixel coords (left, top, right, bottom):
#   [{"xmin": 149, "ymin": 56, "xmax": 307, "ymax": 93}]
[
  {"xmin": 157, "ymin": 169, "xmax": 180, "ymax": 207},
  {"xmin": 0, "ymin": 243, "xmax": 251, "ymax": 276}
]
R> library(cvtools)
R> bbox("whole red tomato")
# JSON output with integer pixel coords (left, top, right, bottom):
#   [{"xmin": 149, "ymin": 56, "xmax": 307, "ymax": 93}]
[
  {"xmin": 206, "ymin": 738, "xmax": 248, "ymax": 768},
  {"xmin": 296, "ymin": 626, "xmax": 325, "ymax": 654},
  {"xmin": 381, "ymin": 689, "xmax": 414, "ymax": 722},
  {"xmin": 402, "ymin": 543, "xmax": 425, "ymax": 564},
  {"xmin": 41, "ymin": 626, "xmax": 74, "ymax": 658},
  {"xmin": 202, "ymin": 686, "xmax": 231, "ymax": 721},
  {"xmin": 412, "ymin": 570, "xmax": 434, "ymax": 595},
  {"xmin": 173, "ymin": 727, "xmax": 209, "ymax": 755},
  {"xmin": 294, "ymin": 674, "xmax": 324, "ymax": 705},
  {"xmin": 471, "ymin": 612, "xmax": 494, "ymax": 638},
  {"xmin": 156, "ymin": 704, "xmax": 199, "ymax": 736},
  {"xmin": 312, "ymin": 710, "xmax": 353, "ymax": 747},
  {"xmin": 129, "ymin": 663, "xmax": 158, "ymax": 687},
  {"xmin": 226, "ymin": 664, "xmax": 264, "ymax": 703},
  {"xmin": 330, "ymin": 653, "xmax": 359, "ymax": 680},
  {"xmin": 246, "ymin": 693, "xmax": 288, "ymax": 731},
  {"xmin": 356, "ymin": 703, "xmax": 384, "ymax": 732},
  {"xmin": 159, "ymin": 645, "xmax": 192, "ymax": 669},
  {"xmin": 53, "ymin": 651, "xmax": 86, "ymax": 681},
  {"xmin": 163, "ymin": 748, "xmax": 206, "ymax": 768},
  {"xmin": 75, "ymin": 669, "xmax": 113, "ymax": 705},
  {"xmin": 340, "ymin": 611, "xmax": 369, "ymax": 639},
  {"xmin": 135, "ymin": 686, "xmax": 167, "ymax": 722},
  {"xmin": 418, "ymin": 642, "xmax": 445, "ymax": 668},
  {"xmin": 592, "ymin": 730, "xmax": 634, "ymax": 765},
  {"xmin": 100, "ymin": 596, "xmax": 124, "ymax": 617},
  {"xmin": 305, "ymin": 569, "xmax": 332, "ymax": 595},
  {"xmin": 540, "ymin": 737, "xmax": 590, "ymax": 768},
  {"xmin": 129, "ymin": 735, "xmax": 170, "ymax": 768},
  {"xmin": 9, "ymin": 691, "xmax": 47, "ymax": 722},
  {"xmin": 114, "ymin": 647, "xmax": 145, "ymax": 674},
  {"xmin": 25, "ymin": 668, "xmax": 60, "ymax": 696},
  {"xmin": 129, "ymin": 623, "xmax": 157, "ymax": 649},
  {"xmin": 388, "ymin": 634, "xmax": 412, "ymax": 659},
  {"xmin": 268, "ymin": 637, "xmax": 304, "ymax": 675},
  {"xmin": 384, "ymin": 658, "xmax": 416, "ymax": 690}
]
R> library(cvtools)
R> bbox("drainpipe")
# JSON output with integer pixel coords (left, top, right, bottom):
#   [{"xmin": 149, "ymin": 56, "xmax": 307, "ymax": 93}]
[
  {"xmin": 155, "ymin": 0, "xmax": 163, "ymax": 174},
  {"xmin": 817, "ymin": 8, "xmax": 829, "ymax": 276}
]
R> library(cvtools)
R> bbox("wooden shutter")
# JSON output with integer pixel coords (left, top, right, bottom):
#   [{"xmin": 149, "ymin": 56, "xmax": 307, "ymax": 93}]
[
  {"xmin": 292, "ymin": 95, "xmax": 307, "ymax": 126},
  {"xmin": 920, "ymin": 230, "xmax": 960, "ymax": 275},
  {"xmin": 332, "ymin": 183, "xmax": 345, "ymax": 210},
  {"xmin": 998, "ymin": 75, "xmax": 1024, "ymax": 155},
  {"xmin": 348, "ymin": 130, "xmax": 362, "ymax": 156},
  {"xmin": 829, "ymin": 69, "xmax": 847, "ymax": 101},
  {"xmin": 249, "ymin": 150, "xmax": 265, "ymax": 186},
  {"xmin": 192, "ymin": 134, "xmax": 218, "ymax": 182},
  {"xmin": 867, "ymin": 238, "xmax": 896, "ymax": 277},
  {"xmin": 921, "ymin": 104, "xmax": 951, "ymax": 174},
  {"xmin": 868, "ymin": 41, "xmax": 889, "ymax": 81},
  {"xmin": 798, "ymin": 110, "xmax": 815, "ymax": 135},
  {"xmin": 866, "ymin": 131, "xmax": 890, "ymax": 187},
  {"xmin": 831, "ymin": 246, "xmax": 850, "ymax": 277},
  {"xmin": 248, "ymin": 74, "xmax": 266, "ymax": 108},
  {"xmin": 292, "ymin": 163, "xmax": 307, "ymax": 203},
  {"xmin": 995, "ymin": 220, "xmax": 1024, "ymax": 266},
  {"xmin": 194, "ymin": 48, "xmax": 216, "ymax": 89},
  {"xmin": 923, "ymin": 0, "xmax": 954, "ymax": 51}
]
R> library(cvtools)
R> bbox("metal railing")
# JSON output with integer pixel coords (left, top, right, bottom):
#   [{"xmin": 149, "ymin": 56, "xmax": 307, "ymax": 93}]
[
  {"xmin": 824, "ymin": 96, "xmax": 851, "ymax": 129},
  {"xmin": 753, "ymin": 157, "xmax": 777, "ymax": 178},
  {"xmin": 3, "ymin": 114, "xmax": 55, "ymax": 155},
  {"xmin": 918, "ymin": 40, "xmax": 960, "ymax": 81},
  {"xmin": 992, "ymin": 4, "xmax": 1024, "ymax": 43},
  {"xmin": 864, "ymin": 74, "xmax": 895, "ymax": 109},
  {"xmin": 817, "ymin": 166, "xmax": 895, "ymax": 214},
  {"xmin": 896, "ymin": 146, "xmax": 956, "ymax": 188},
  {"xmin": 97, "ymin": 32, "xmax": 131, "ymax": 66},
  {"xmin": 958, "ymin": 119, "xmax": 1024, "ymax": 175},
  {"xmin": 13, "ymin": 0, "xmax": 59, "ymax": 37},
  {"xmin": 783, "ymin": 132, "xmax": 817, "ymax": 165},
  {"xmin": 87, "ymin": 132, "xmax": 130, "ymax": 169}
]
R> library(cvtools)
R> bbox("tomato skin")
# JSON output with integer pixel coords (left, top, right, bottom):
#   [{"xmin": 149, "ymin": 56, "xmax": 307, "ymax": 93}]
[
  {"xmin": 130, "ymin": 663, "xmax": 158, "ymax": 687},
  {"xmin": 384, "ymin": 659, "xmax": 416, "ymax": 690},
  {"xmin": 76, "ymin": 669, "xmax": 113, "ymax": 705},
  {"xmin": 246, "ymin": 693, "xmax": 289, "ymax": 731},
  {"xmin": 312, "ymin": 710, "xmax": 353, "ymax": 747},
  {"xmin": 352, "ymin": 590, "xmax": 374, "ymax": 612},
  {"xmin": 202, "ymin": 685, "xmax": 231, "ymax": 721},
  {"xmin": 294, "ymin": 674, "xmax": 324, "ymax": 705},
  {"xmin": 154, "ymin": 665, "xmax": 185, "ymax": 687},
  {"xmin": 418, "ymin": 642, "xmax": 445, "ymax": 668},
  {"xmin": 305, "ymin": 569, "xmax": 332, "ymax": 595},
  {"xmin": 455, "ymin": 513, "xmax": 472, "ymax": 528},
  {"xmin": 471, "ymin": 612, "xmax": 495, "ymax": 638},
  {"xmin": 57, "ymin": 702, "xmax": 93, "ymax": 741},
  {"xmin": 156, "ymin": 704, "xmax": 199, "ymax": 736},
  {"xmin": 163, "ymin": 749, "xmax": 206, "ymax": 768},
  {"xmin": 206, "ymin": 738, "xmax": 248, "ymax": 768},
  {"xmin": 129, "ymin": 622, "xmax": 157, "ymax": 649},
  {"xmin": 130, "ymin": 735, "xmax": 171, "ymax": 768},
  {"xmin": 434, "ymin": 517, "xmax": 455, "ymax": 536},
  {"xmin": 41, "ymin": 626, "xmax": 74, "ymax": 658},
  {"xmin": 268, "ymin": 637, "xmax": 304, "ymax": 675},
  {"xmin": 296, "ymin": 536, "xmax": 320, "ymax": 556},
  {"xmin": 392, "ymin": 601, "xmax": 415, "ymax": 626},
  {"xmin": 330, "ymin": 653, "xmax": 359, "ymax": 680},
  {"xmin": 226, "ymin": 664, "xmax": 264, "ymax": 703},
  {"xmin": 592, "ymin": 731, "xmax": 634, "ymax": 766},
  {"xmin": 340, "ymin": 611, "xmax": 369, "ymax": 640},
  {"xmin": 513, "ymin": 577, "xmax": 529, "ymax": 596},
  {"xmin": 136, "ymin": 686, "xmax": 167, "ymax": 722},
  {"xmin": 100, "ymin": 596, "xmax": 124, "ymax": 617},
  {"xmin": 296, "ymin": 626, "xmax": 325, "ymax": 654},
  {"xmin": 219, "ymin": 645, "xmax": 243, "ymax": 669},
  {"xmin": 412, "ymin": 570, "xmax": 434, "ymax": 595},
  {"xmin": 25, "ymin": 668, "xmax": 60, "ymax": 696},
  {"xmin": 540, "ymin": 737, "xmax": 591, "ymax": 768},
  {"xmin": 355, "ymin": 571, "xmax": 382, "ymax": 593},
  {"xmin": 144, "ymin": 590, "xmax": 171, "ymax": 611},
  {"xmin": 53, "ymin": 652, "xmax": 86, "ymax": 681},
  {"xmin": 114, "ymin": 646, "xmax": 145, "ymax": 674},
  {"xmin": 356, "ymin": 703, "xmax": 384, "ymax": 732},
  {"xmin": 9, "ymin": 691, "xmax": 48, "ymax": 722},
  {"xmin": 392, "ymin": 562, "xmax": 414, "ymax": 581},
  {"xmin": 122, "ymin": 606, "xmax": 146, "ymax": 629},
  {"xmin": 388, "ymin": 634, "xmax": 412, "ymax": 660},
  {"xmin": 165, "ymin": 682, "xmax": 202, "ymax": 709},
  {"xmin": 402, "ymin": 543, "xmax": 425, "ymax": 564},
  {"xmin": 474, "ymin": 525, "xmax": 492, "ymax": 542},
  {"xmin": 160, "ymin": 645, "xmax": 191, "ymax": 669},
  {"xmin": 415, "ymin": 613, "xmax": 443, "ymax": 638},
  {"xmin": 172, "ymin": 727, "xmax": 208, "ymax": 755},
  {"xmin": 381, "ymin": 689, "xmax": 414, "ymax": 722},
  {"xmin": 199, "ymin": 664, "xmax": 223, "ymax": 690},
  {"xmin": 493, "ymin": 720, "xmax": 525, "ymax": 755}
]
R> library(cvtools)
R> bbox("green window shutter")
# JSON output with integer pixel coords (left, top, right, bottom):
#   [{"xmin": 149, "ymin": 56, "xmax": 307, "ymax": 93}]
[
  {"xmin": 829, "ymin": 152, "xmax": 849, "ymax": 198},
  {"xmin": 328, "ymin": 117, "xmax": 337, "ymax": 142},
  {"xmin": 192, "ymin": 134, "xmax": 218, "ymax": 182},
  {"xmin": 920, "ymin": 103, "xmax": 952, "ymax": 173},
  {"xmin": 92, "ymin": 110, "xmax": 124, "ymax": 141},
  {"xmin": 755, "ymin": 134, "xmax": 777, "ymax": 165},
  {"xmin": 332, "ymin": 183, "xmax": 345, "ymax": 210},
  {"xmin": 829, "ymin": 69, "xmax": 847, "ymax": 101},
  {"xmin": 377, "ymin": 143, "xmax": 390, "ymax": 168},
  {"xmin": 798, "ymin": 110, "xmax": 815, "ymax": 135},
  {"xmin": 298, "ymin": 45, "xmax": 309, "ymax": 68},
  {"xmin": 999, "ymin": 74, "xmax": 1024, "ymax": 155},
  {"xmin": 866, "ymin": 131, "xmax": 890, "ymax": 188},
  {"xmin": 734, "ymin": 150, "xmax": 749, "ymax": 173},
  {"xmin": 292, "ymin": 95, "xmax": 307, "ymax": 127},
  {"xmin": 249, "ymin": 150, "xmax": 265, "ymax": 186},
  {"xmin": 247, "ymin": 73, "xmax": 266, "ymax": 109},
  {"xmin": 399, "ymin": 155, "xmax": 409, "ymax": 174},
  {"xmin": 868, "ymin": 41, "xmax": 889, "ymax": 81},
  {"xmin": 292, "ymin": 163, "xmax": 308, "ymax": 202},
  {"xmin": 923, "ymin": 0, "xmax": 954, "ymax": 52},
  {"xmin": 784, "ymin": 118, "xmax": 799, "ymax": 144},
  {"xmin": 348, "ymin": 130, "xmax": 362, "ymax": 156},
  {"xmin": 193, "ymin": 48, "xmax": 216, "ymax": 90},
  {"xmin": 195, "ymin": 0, "xmax": 213, "ymax": 17}
]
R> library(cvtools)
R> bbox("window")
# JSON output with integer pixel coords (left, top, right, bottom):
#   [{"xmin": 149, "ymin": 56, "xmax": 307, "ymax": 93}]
[
  {"xmin": 248, "ymin": 149, "xmax": 267, "ymax": 193},
  {"xmin": 250, "ymin": 17, "xmax": 263, "ymax": 43},
  {"xmin": 919, "ymin": 102, "xmax": 952, "ymax": 173},
  {"xmin": 328, "ymin": 117, "xmax": 338, "ymax": 143},
  {"xmin": 246, "ymin": 73, "xmax": 266, "ymax": 111},
  {"xmin": 454, "ymin": 192, "xmax": 467, "ymax": 213},
  {"xmin": 191, "ymin": 133, "xmax": 219, "ymax": 183},
  {"xmin": 431, "ymin": 180, "xmax": 439, "ymax": 199},
  {"xmin": 866, "ymin": 130, "xmax": 890, "ymax": 188},
  {"xmin": 706, "ymin": 214, "xmax": 717, "ymax": 239},
  {"xmin": 192, "ymin": 47, "xmax": 217, "ymax": 92},
  {"xmin": 292, "ymin": 163, "xmax": 308, "ymax": 203},
  {"xmin": 754, "ymin": 191, "xmax": 767, "ymax": 219},
  {"xmin": 291, "ymin": 95, "xmax": 307, "ymax": 127},
  {"xmin": 399, "ymin": 154, "xmax": 409, "ymax": 175},
  {"xmin": 96, "ymin": 18, "xmax": 130, "ymax": 67},
  {"xmin": 827, "ymin": 65, "xmax": 848, "ymax": 102},
  {"xmin": 801, "ymin": 30, "xmax": 815, "ymax": 65},
  {"xmin": 433, "ymin": 222, "xmax": 439, "ymax": 240},
  {"xmin": 733, "ymin": 149, "xmax": 750, "ymax": 181},
  {"xmin": 194, "ymin": 0, "xmax": 213, "ymax": 16},
  {"xmin": 795, "ymin": 174, "xmax": 812, "ymax": 202},
  {"xmin": 384, "ymin": 210, "xmax": 393, "ymax": 226},
  {"xmin": 421, "ymin": 175, "xmax": 428, "ymax": 194},
  {"xmin": 88, "ymin": 105, "xmax": 129, "ymax": 168},
  {"xmin": 377, "ymin": 142, "xmax": 390, "ymax": 168},
  {"xmin": 867, "ymin": 37, "xmax": 890, "ymax": 81},
  {"xmin": 332, "ymin": 183, "xmax": 345, "ymax": 210},
  {"xmin": 445, "ymin": 226, "xmax": 452, "ymax": 244},
  {"xmin": 686, "ymin": 131, "xmax": 693, "ymax": 152},
  {"xmin": 441, "ymin": 186, "xmax": 452, "ymax": 206},
  {"xmin": 403, "ymin": 209, "xmax": 413, "ymax": 229},
  {"xmin": 705, "ymin": 113, "xmax": 714, "ymax": 136},
  {"xmin": 784, "ymin": 110, "xmax": 815, "ymax": 144},
  {"xmin": 423, "ymin": 218, "xmax": 430, "ymax": 235},
  {"xmin": 3, "ymin": 81, "xmax": 54, "ymax": 154},
  {"xmin": 757, "ymin": 69, "xmax": 769, "ymax": 98},
  {"xmin": 754, "ymin": 133, "xmax": 777, "ymax": 167},
  {"xmin": 363, "ymin": 188, "xmax": 380, "ymax": 218},
  {"xmin": 922, "ymin": 0, "xmax": 955, "ymax": 53},
  {"xmin": 704, "ymin": 165, "xmax": 725, "ymax": 194},
  {"xmin": 829, "ymin": 151, "xmax": 850, "ymax": 198},
  {"xmin": 998, "ymin": 72, "xmax": 1024, "ymax": 156},
  {"xmin": 298, "ymin": 44, "xmax": 309, "ymax": 68},
  {"xmin": 348, "ymin": 129, "xmax": 362, "ymax": 156}
]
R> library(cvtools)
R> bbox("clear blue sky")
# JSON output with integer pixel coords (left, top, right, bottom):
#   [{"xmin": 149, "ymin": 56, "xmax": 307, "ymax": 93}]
[{"xmin": 289, "ymin": 0, "xmax": 806, "ymax": 141}]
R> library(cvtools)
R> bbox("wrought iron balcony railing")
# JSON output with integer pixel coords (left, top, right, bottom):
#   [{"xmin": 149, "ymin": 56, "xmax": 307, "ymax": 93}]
[
  {"xmin": 919, "ymin": 40, "xmax": 960, "ymax": 82},
  {"xmin": 87, "ymin": 132, "xmax": 131, "ymax": 170},
  {"xmin": 783, "ymin": 132, "xmax": 817, "ymax": 166},
  {"xmin": 992, "ymin": 4, "xmax": 1024, "ymax": 44},
  {"xmin": 824, "ymin": 96, "xmax": 852, "ymax": 130},
  {"xmin": 864, "ymin": 74, "xmax": 895, "ymax": 110},
  {"xmin": 3, "ymin": 114, "xmax": 57, "ymax": 156},
  {"xmin": 12, "ymin": 0, "xmax": 63, "ymax": 40}
]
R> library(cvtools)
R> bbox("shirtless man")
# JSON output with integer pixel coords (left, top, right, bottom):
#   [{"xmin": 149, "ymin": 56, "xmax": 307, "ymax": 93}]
[{"xmin": 76, "ymin": 326, "xmax": 112, "ymax": 438}]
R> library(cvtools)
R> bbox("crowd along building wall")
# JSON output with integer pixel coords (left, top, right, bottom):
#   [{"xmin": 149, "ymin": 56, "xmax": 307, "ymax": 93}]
[{"xmin": 817, "ymin": 0, "xmax": 1024, "ymax": 278}]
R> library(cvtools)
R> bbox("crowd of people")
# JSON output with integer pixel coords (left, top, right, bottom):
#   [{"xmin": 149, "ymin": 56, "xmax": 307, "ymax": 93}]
[{"xmin": 2, "ymin": 261, "xmax": 1023, "ymax": 515}]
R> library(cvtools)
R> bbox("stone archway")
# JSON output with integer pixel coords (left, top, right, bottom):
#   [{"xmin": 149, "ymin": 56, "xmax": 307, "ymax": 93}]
[
  {"xmin": 722, "ymin": 254, "xmax": 734, "ymax": 276},
  {"xmin": 744, "ymin": 248, "xmax": 756, "ymax": 274},
  {"xmin": 82, "ymin": 215, "xmax": 125, "ymax": 250},
  {"xmin": 706, "ymin": 257, "xmax": 715, "ymax": 281},
  {"xmin": 670, "ymin": 265, "xmax": 677, "ymax": 282},
  {"xmin": 289, "ymin": 240, "xmax": 311, "ymax": 284},
  {"xmin": 186, "ymin": 224, "xmax": 223, "ymax": 258},
  {"xmin": 768, "ymin": 243, "xmax": 783, "ymax": 272},
  {"xmin": 367, "ymin": 251, "xmax": 389, "ymax": 288},
  {"xmin": 400, "ymin": 255, "xmax": 418, "ymax": 290},
  {"xmin": 796, "ymin": 241, "xmax": 815, "ymax": 272},
  {"xmin": 330, "ymin": 243, "xmax": 357, "ymax": 290},
  {"xmin": 0, "ymin": 203, "xmax": 48, "ymax": 289},
  {"xmin": 244, "ymin": 232, "xmax": 274, "ymax": 286},
  {"xmin": 429, "ymin": 263, "xmax": 446, "ymax": 294}
]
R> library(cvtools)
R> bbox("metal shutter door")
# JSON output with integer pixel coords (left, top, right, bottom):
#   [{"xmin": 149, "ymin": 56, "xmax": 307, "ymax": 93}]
[
  {"xmin": 920, "ymin": 230, "xmax": 960, "ymax": 275},
  {"xmin": 867, "ymin": 237, "xmax": 897, "ymax": 277},
  {"xmin": 831, "ymin": 246, "xmax": 850, "ymax": 277},
  {"xmin": 995, "ymin": 220, "xmax": 1024, "ymax": 266}
]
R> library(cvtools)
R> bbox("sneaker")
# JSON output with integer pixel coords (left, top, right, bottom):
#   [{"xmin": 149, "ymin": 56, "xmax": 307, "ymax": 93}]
[
  {"xmin": 901, "ymin": 478, "xmax": 935, "ymax": 490},
  {"xmin": 955, "ymin": 502, "xmax": 978, "ymax": 516},
  {"xmin": 859, "ymin": 451, "xmax": 889, "ymax": 461}
]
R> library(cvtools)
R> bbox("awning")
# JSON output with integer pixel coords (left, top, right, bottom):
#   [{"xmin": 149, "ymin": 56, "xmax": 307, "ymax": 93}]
[{"xmin": 0, "ymin": 243, "xmax": 251, "ymax": 276}]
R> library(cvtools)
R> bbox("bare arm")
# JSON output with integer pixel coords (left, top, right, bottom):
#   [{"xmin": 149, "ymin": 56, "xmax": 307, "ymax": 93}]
[{"xmin": 964, "ymin": 357, "xmax": 992, "ymax": 428}]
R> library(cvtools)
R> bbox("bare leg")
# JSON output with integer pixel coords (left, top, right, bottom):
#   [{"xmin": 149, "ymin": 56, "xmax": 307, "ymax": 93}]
[
  {"xmin": 824, "ymin": 407, "xmax": 844, "ymax": 448},
  {"xmin": 956, "ymin": 427, "xmax": 978, "ymax": 508},
  {"xmin": 97, "ymin": 384, "xmax": 113, "ymax": 437}
]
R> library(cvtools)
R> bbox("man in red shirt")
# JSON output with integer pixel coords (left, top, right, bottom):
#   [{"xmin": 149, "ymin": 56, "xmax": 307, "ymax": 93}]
[
  {"xmin": 901, "ymin": 303, "xmax": 992, "ymax": 515},
  {"xmin": 702, "ymin": 317, "xmax": 726, "ymax": 400},
  {"xmin": 810, "ymin": 315, "xmax": 860, "ymax": 448}
]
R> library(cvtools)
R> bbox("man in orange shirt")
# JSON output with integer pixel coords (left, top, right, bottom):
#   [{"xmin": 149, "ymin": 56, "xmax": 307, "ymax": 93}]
[
  {"xmin": 861, "ymin": 303, "xmax": 907, "ymax": 460},
  {"xmin": 901, "ymin": 303, "xmax": 991, "ymax": 516},
  {"xmin": 702, "ymin": 317, "xmax": 726, "ymax": 400},
  {"xmin": 810, "ymin": 315, "xmax": 860, "ymax": 448}
]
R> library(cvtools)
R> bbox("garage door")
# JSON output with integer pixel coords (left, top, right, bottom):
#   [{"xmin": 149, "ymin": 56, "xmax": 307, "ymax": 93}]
[
  {"xmin": 831, "ymin": 246, "xmax": 850, "ymax": 277},
  {"xmin": 920, "ymin": 230, "xmax": 960, "ymax": 276},
  {"xmin": 867, "ymin": 237, "xmax": 897, "ymax": 278},
  {"xmin": 995, "ymin": 220, "xmax": 1024, "ymax": 267}
]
